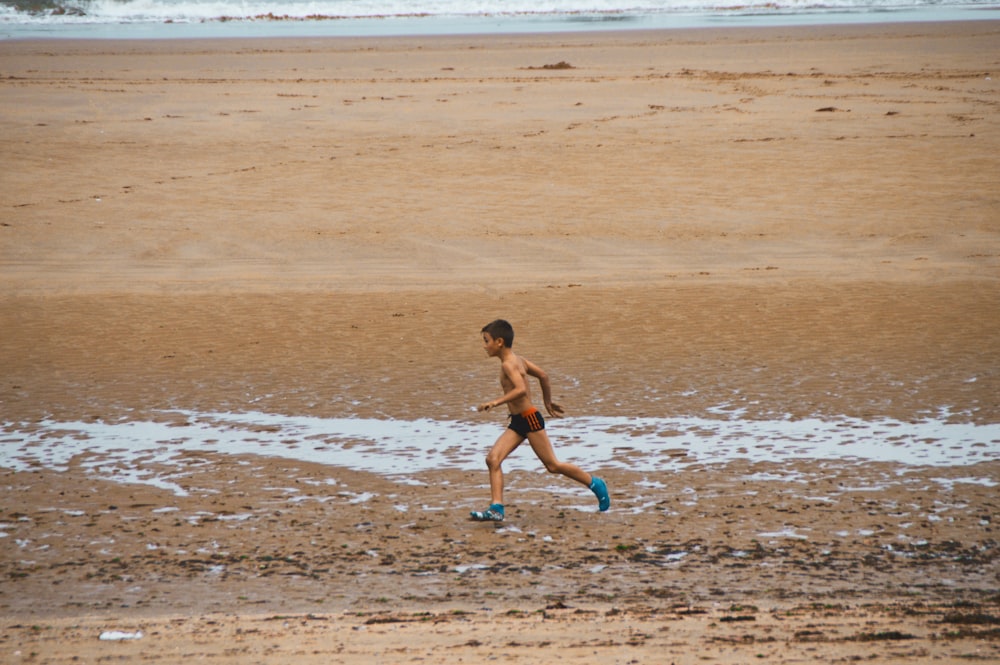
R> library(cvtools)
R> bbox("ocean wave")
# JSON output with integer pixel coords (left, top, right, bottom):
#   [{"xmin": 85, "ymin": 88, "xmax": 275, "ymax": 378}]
[{"xmin": 2, "ymin": 0, "xmax": 993, "ymax": 24}]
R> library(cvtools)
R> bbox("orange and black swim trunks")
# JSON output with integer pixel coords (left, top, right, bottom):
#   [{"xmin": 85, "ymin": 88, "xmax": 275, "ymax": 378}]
[{"xmin": 508, "ymin": 408, "xmax": 545, "ymax": 437}]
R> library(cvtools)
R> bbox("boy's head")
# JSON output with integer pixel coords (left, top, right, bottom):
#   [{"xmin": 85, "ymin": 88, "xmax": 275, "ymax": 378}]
[{"xmin": 481, "ymin": 319, "xmax": 514, "ymax": 348}]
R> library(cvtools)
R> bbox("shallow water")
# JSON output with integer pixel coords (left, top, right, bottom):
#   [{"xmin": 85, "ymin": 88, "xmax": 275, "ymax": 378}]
[{"xmin": 2, "ymin": 409, "xmax": 997, "ymax": 495}]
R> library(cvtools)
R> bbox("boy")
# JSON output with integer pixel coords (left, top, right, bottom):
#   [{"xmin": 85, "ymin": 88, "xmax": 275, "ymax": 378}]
[{"xmin": 471, "ymin": 319, "xmax": 610, "ymax": 522}]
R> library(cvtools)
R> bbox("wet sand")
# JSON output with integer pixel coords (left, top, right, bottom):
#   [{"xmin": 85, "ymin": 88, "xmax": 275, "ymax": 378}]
[{"xmin": 2, "ymin": 20, "xmax": 999, "ymax": 663}]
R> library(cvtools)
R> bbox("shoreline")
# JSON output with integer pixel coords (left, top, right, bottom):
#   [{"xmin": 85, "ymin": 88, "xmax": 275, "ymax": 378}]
[
  {"xmin": 4, "ymin": 18, "xmax": 1000, "ymax": 50},
  {"xmin": 2, "ymin": 6, "xmax": 998, "ymax": 41}
]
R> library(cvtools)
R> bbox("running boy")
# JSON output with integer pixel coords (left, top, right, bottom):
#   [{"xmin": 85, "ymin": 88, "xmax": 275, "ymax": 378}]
[{"xmin": 471, "ymin": 319, "xmax": 610, "ymax": 522}]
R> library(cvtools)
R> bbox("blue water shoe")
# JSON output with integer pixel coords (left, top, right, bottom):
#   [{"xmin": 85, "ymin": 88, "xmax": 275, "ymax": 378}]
[
  {"xmin": 470, "ymin": 503, "xmax": 505, "ymax": 522},
  {"xmin": 590, "ymin": 477, "xmax": 611, "ymax": 512}
]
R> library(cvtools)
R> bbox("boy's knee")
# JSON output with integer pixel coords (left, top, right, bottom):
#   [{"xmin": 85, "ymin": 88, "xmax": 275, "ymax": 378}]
[
  {"xmin": 485, "ymin": 453, "xmax": 501, "ymax": 470},
  {"xmin": 543, "ymin": 461, "xmax": 562, "ymax": 474}
]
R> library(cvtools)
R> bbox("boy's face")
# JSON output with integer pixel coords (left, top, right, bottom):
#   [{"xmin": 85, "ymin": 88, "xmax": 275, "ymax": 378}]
[{"xmin": 482, "ymin": 332, "xmax": 504, "ymax": 357}]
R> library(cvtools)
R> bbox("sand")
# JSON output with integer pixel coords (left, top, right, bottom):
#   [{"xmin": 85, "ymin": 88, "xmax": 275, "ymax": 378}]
[{"xmin": 1, "ymin": 20, "xmax": 999, "ymax": 664}]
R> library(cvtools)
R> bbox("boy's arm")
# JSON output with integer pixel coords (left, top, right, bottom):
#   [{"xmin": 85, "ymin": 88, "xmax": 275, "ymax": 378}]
[{"xmin": 524, "ymin": 358, "xmax": 565, "ymax": 417}]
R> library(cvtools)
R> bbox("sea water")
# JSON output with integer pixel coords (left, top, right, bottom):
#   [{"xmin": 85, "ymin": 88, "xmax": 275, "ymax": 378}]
[
  {"xmin": 2, "ymin": 410, "xmax": 997, "ymax": 495},
  {"xmin": 2, "ymin": 0, "xmax": 997, "ymax": 39}
]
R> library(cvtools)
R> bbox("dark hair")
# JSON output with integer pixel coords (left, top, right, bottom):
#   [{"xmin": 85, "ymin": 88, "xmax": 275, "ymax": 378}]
[{"xmin": 481, "ymin": 319, "xmax": 514, "ymax": 348}]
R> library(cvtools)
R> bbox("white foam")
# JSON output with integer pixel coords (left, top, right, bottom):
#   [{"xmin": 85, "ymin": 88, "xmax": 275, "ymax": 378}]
[
  {"xmin": 0, "ymin": 0, "xmax": 988, "ymax": 35},
  {"xmin": 2, "ymin": 0, "xmax": 980, "ymax": 24},
  {"xmin": 99, "ymin": 631, "xmax": 143, "ymax": 641},
  {"xmin": 758, "ymin": 528, "xmax": 810, "ymax": 540}
]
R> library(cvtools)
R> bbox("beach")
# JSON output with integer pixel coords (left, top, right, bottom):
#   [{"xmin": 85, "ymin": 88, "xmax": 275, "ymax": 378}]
[{"xmin": 2, "ymin": 20, "xmax": 1000, "ymax": 663}]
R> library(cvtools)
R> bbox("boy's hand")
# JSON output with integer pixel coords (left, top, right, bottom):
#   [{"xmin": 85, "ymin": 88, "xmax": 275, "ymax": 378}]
[
  {"xmin": 546, "ymin": 402, "xmax": 565, "ymax": 418},
  {"xmin": 478, "ymin": 401, "xmax": 495, "ymax": 412}
]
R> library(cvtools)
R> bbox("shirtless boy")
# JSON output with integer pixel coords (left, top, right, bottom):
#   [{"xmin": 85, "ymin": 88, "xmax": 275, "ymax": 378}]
[{"xmin": 471, "ymin": 319, "xmax": 611, "ymax": 522}]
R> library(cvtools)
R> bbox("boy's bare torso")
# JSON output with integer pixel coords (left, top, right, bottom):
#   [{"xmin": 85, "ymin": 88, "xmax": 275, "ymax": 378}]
[{"xmin": 499, "ymin": 354, "xmax": 533, "ymax": 415}]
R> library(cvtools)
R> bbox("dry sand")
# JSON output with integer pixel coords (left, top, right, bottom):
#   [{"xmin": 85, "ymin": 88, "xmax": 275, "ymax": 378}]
[{"xmin": 1, "ymin": 20, "xmax": 999, "ymax": 663}]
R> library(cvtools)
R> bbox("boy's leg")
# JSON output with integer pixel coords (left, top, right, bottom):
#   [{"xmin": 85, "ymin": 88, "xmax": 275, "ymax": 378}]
[
  {"xmin": 526, "ymin": 430, "xmax": 611, "ymax": 511},
  {"xmin": 485, "ymin": 428, "xmax": 525, "ymax": 506},
  {"xmin": 525, "ymin": 430, "xmax": 591, "ymax": 487}
]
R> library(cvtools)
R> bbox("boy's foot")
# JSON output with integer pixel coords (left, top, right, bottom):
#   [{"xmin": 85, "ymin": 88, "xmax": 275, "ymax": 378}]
[
  {"xmin": 470, "ymin": 504, "xmax": 505, "ymax": 522},
  {"xmin": 590, "ymin": 477, "xmax": 611, "ymax": 512}
]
